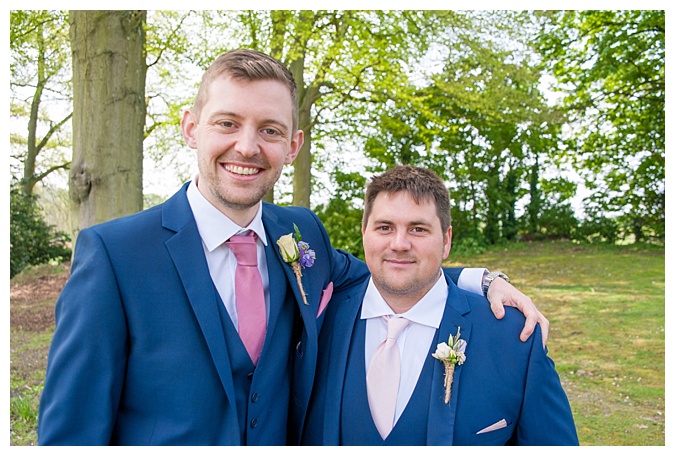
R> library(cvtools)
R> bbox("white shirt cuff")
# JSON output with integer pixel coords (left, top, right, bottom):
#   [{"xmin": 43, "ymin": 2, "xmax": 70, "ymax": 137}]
[{"xmin": 457, "ymin": 268, "xmax": 488, "ymax": 296}]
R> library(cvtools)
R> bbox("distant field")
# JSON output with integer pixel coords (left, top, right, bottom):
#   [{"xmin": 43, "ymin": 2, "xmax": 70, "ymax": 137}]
[
  {"xmin": 10, "ymin": 241, "xmax": 665, "ymax": 445},
  {"xmin": 447, "ymin": 241, "xmax": 665, "ymax": 445}
]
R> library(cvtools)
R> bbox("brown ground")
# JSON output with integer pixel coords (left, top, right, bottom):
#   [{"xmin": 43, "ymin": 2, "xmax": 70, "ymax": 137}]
[
  {"xmin": 10, "ymin": 266, "xmax": 69, "ymax": 390},
  {"xmin": 10, "ymin": 272, "xmax": 68, "ymax": 332}
]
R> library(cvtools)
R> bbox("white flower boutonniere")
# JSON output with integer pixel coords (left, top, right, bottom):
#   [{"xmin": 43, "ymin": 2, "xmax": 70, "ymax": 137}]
[
  {"xmin": 276, "ymin": 224, "xmax": 315, "ymax": 305},
  {"xmin": 432, "ymin": 327, "xmax": 467, "ymax": 404}
]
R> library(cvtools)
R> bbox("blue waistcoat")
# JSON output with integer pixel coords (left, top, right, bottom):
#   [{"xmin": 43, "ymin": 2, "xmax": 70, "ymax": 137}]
[
  {"xmin": 216, "ymin": 285, "xmax": 296, "ymax": 445},
  {"xmin": 340, "ymin": 317, "xmax": 435, "ymax": 445}
]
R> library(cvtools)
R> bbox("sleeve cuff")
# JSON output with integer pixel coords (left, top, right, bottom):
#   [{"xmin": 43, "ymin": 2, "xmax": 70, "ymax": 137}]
[{"xmin": 457, "ymin": 268, "xmax": 488, "ymax": 296}]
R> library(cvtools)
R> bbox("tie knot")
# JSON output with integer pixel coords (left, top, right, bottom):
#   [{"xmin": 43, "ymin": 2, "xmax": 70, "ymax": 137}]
[
  {"xmin": 385, "ymin": 316, "xmax": 409, "ymax": 340},
  {"xmin": 226, "ymin": 232, "xmax": 258, "ymax": 266}
]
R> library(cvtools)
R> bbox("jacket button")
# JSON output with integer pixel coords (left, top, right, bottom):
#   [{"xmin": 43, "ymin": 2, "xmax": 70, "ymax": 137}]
[
  {"xmin": 250, "ymin": 418, "xmax": 259, "ymax": 428},
  {"xmin": 251, "ymin": 392, "xmax": 260, "ymax": 403}
]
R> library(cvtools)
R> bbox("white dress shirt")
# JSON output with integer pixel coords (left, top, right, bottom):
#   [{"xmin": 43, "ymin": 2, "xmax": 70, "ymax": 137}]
[
  {"xmin": 361, "ymin": 272, "xmax": 449, "ymax": 426},
  {"xmin": 185, "ymin": 176, "xmax": 486, "ymax": 339},
  {"xmin": 186, "ymin": 178, "xmax": 270, "ymax": 329}
]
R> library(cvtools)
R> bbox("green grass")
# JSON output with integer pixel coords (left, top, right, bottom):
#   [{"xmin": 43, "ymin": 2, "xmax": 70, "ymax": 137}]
[
  {"xmin": 10, "ymin": 241, "xmax": 665, "ymax": 445},
  {"xmin": 447, "ymin": 241, "xmax": 665, "ymax": 445}
]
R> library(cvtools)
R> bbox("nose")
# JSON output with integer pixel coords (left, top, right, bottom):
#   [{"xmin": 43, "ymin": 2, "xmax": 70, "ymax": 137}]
[
  {"xmin": 233, "ymin": 127, "xmax": 260, "ymax": 157},
  {"xmin": 389, "ymin": 230, "xmax": 412, "ymax": 251}
]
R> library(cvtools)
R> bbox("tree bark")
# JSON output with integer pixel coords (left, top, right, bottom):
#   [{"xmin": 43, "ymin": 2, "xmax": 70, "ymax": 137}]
[
  {"xmin": 68, "ymin": 10, "xmax": 146, "ymax": 240},
  {"xmin": 290, "ymin": 56, "xmax": 311, "ymax": 208}
]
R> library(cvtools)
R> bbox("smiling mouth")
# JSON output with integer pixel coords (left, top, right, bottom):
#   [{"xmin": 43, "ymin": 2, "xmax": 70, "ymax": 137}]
[
  {"xmin": 385, "ymin": 258, "xmax": 415, "ymax": 265},
  {"xmin": 225, "ymin": 164, "xmax": 261, "ymax": 176}
]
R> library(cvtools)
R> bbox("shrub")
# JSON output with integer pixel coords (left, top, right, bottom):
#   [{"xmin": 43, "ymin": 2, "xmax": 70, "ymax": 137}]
[{"xmin": 10, "ymin": 186, "xmax": 71, "ymax": 278}]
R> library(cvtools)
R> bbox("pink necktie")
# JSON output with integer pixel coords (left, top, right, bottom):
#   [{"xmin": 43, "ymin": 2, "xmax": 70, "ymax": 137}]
[
  {"xmin": 366, "ymin": 316, "xmax": 410, "ymax": 439},
  {"xmin": 226, "ymin": 232, "xmax": 266, "ymax": 365}
]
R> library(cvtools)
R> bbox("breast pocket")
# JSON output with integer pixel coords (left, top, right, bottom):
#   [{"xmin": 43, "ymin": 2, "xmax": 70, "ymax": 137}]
[{"xmin": 468, "ymin": 421, "xmax": 514, "ymax": 445}]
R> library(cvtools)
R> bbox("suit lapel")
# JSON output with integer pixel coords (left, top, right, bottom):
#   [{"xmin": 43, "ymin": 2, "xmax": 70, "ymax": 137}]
[
  {"xmin": 261, "ymin": 209, "xmax": 317, "ymax": 332},
  {"xmin": 426, "ymin": 273, "xmax": 473, "ymax": 446},
  {"xmin": 162, "ymin": 186, "xmax": 238, "ymax": 419}
]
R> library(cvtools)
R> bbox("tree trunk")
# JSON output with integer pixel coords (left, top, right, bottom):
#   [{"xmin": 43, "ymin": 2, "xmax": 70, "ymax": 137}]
[
  {"xmin": 68, "ymin": 10, "xmax": 146, "ymax": 241},
  {"xmin": 293, "ymin": 125, "xmax": 311, "ymax": 208},
  {"xmin": 290, "ymin": 56, "xmax": 312, "ymax": 208},
  {"xmin": 22, "ymin": 20, "xmax": 44, "ymax": 196}
]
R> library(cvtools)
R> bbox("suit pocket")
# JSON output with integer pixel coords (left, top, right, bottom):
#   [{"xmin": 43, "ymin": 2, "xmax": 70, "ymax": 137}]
[{"xmin": 469, "ymin": 421, "xmax": 513, "ymax": 445}]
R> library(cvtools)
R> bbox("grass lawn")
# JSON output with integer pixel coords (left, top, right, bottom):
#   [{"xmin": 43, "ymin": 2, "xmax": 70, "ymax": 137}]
[
  {"xmin": 448, "ymin": 240, "xmax": 665, "ymax": 445},
  {"xmin": 10, "ymin": 240, "xmax": 665, "ymax": 445}
]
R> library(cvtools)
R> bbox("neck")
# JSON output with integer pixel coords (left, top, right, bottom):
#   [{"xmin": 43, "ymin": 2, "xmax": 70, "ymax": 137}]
[
  {"xmin": 218, "ymin": 203, "xmax": 260, "ymax": 228},
  {"xmin": 375, "ymin": 269, "xmax": 443, "ymax": 315}
]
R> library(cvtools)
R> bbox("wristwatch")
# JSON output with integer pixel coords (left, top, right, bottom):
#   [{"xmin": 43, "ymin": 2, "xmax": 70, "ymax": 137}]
[{"xmin": 482, "ymin": 271, "xmax": 510, "ymax": 296}]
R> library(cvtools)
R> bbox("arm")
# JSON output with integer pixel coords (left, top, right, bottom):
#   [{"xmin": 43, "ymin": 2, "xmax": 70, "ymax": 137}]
[
  {"xmin": 487, "ymin": 277, "xmax": 550, "ymax": 345},
  {"xmin": 38, "ymin": 229, "xmax": 126, "ymax": 445},
  {"xmin": 444, "ymin": 267, "xmax": 550, "ymax": 345},
  {"xmin": 515, "ymin": 326, "xmax": 579, "ymax": 445}
]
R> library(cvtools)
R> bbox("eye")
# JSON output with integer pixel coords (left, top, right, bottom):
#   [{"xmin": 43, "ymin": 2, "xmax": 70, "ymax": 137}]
[
  {"xmin": 262, "ymin": 127, "xmax": 280, "ymax": 136},
  {"xmin": 411, "ymin": 226, "xmax": 428, "ymax": 233},
  {"xmin": 218, "ymin": 120, "xmax": 236, "ymax": 128}
]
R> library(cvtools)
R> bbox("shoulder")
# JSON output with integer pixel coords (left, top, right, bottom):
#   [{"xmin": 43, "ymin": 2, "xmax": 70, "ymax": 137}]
[
  {"xmin": 451, "ymin": 284, "xmax": 536, "ymax": 350},
  {"xmin": 262, "ymin": 202, "xmax": 318, "ymax": 221},
  {"xmin": 84, "ymin": 184, "xmax": 191, "ymax": 240},
  {"xmin": 262, "ymin": 202, "xmax": 328, "ymax": 239},
  {"xmin": 84, "ymin": 204, "xmax": 163, "ymax": 239}
]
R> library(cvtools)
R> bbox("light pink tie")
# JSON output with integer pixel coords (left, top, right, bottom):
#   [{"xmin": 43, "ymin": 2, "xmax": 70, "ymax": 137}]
[
  {"xmin": 366, "ymin": 316, "xmax": 410, "ymax": 439},
  {"xmin": 226, "ymin": 232, "xmax": 266, "ymax": 365}
]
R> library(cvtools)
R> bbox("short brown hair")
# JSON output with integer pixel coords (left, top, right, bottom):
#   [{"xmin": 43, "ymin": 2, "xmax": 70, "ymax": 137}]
[
  {"xmin": 363, "ymin": 165, "xmax": 452, "ymax": 233},
  {"xmin": 192, "ymin": 49, "xmax": 299, "ymax": 131}
]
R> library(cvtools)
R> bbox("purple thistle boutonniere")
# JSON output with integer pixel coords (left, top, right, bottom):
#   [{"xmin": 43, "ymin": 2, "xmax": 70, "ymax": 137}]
[{"xmin": 276, "ymin": 224, "xmax": 315, "ymax": 304}]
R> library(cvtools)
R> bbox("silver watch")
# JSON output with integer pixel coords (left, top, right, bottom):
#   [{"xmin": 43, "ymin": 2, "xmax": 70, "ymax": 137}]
[{"xmin": 482, "ymin": 271, "xmax": 510, "ymax": 295}]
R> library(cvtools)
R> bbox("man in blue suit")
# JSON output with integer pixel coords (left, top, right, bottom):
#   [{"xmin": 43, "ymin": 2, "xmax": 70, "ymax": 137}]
[
  {"xmin": 38, "ymin": 50, "xmax": 550, "ymax": 445},
  {"xmin": 302, "ymin": 165, "xmax": 578, "ymax": 445}
]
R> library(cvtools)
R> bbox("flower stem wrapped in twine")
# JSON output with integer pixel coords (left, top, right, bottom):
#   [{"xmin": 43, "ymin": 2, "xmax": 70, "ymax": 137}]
[
  {"xmin": 443, "ymin": 362, "xmax": 455, "ymax": 404},
  {"xmin": 292, "ymin": 262, "xmax": 308, "ymax": 304},
  {"xmin": 277, "ymin": 226, "xmax": 315, "ymax": 306},
  {"xmin": 432, "ymin": 327, "xmax": 466, "ymax": 405}
]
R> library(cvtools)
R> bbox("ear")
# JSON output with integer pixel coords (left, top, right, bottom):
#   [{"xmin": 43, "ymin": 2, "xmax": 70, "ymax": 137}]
[
  {"xmin": 284, "ymin": 129, "xmax": 304, "ymax": 164},
  {"xmin": 180, "ymin": 110, "xmax": 198, "ymax": 150},
  {"xmin": 442, "ymin": 226, "xmax": 452, "ymax": 259}
]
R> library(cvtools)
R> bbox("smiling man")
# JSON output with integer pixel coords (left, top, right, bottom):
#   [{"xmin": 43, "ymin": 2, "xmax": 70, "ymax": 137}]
[
  {"xmin": 38, "ymin": 50, "xmax": 552, "ymax": 446},
  {"xmin": 302, "ymin": 165, "xmax": 578, "ymax": 446}
]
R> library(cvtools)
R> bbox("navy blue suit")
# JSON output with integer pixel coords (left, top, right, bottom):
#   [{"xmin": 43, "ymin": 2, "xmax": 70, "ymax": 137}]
[
  {"xmin": 38, "ymin": 183, "xmax": 468, "ymax": 445},
  {"xmin": 302, "ymin": 271, "xmax": 579, "ymax": 446}
]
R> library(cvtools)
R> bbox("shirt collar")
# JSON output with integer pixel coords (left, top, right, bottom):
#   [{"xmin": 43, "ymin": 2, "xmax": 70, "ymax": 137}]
[
  {"xmin": 186, "ymin": 176, "xmax": 268, "ymax": 252},
  {"xmin": 360, "ymin": 272, "xmax": 448, "ymax": 329}
]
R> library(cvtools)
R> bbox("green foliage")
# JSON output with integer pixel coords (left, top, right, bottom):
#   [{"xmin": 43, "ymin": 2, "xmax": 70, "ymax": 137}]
[
  {"xmin": 536, "ymin": 10, "xmax": 665, "ymax": 242},
  {"xmin": 10, "ymin": 10, "xmax": 72, "ymax": 194},
  {"xmin": 449, "ymin": 230, "xmax": 488, "ymax": 257},
  {"xmin": 314, "ymin": 170, "xmax": 367, "ymax": 260},
  {"xmin": 10, "ymin": 383, "xmax": 42, "ymax": 445},
  {"xmin": 576, "ymin": 215, "xmax": 620, "ymax": 244},
  {"xmin": 537, "ymin": 202, "xmax": 578, "ymax": 239},
  {"xmin": 10, "ymin": 186, "xmax": 71, "ymax": 278},
  {"xmin": 10, "ymin": 10, "xmax": 664, "ymax": 252}
]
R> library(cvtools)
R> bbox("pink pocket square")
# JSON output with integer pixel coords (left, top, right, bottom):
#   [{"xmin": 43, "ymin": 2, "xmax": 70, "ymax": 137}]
[
  {"xmin": 477, "ymin": 419, "xmax": 507, "ymax": 434},
  {"xmin": 317, "ymin": 282, "xmax": 333, "ymax": 318}
]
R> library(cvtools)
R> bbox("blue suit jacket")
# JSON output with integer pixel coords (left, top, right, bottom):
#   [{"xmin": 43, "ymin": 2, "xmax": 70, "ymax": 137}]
[
  {"xmin": 302, "ymin": 271, "xmax": 579, "ymax": 445},
  {"xmin": 37, "ymin": 183, "xmax": 368, "ymax": 445}
]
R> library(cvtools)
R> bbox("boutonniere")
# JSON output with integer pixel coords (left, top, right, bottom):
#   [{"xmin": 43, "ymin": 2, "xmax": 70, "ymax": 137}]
[
  {"xmin": 432, "ymin": 327, "xmax": 467, "ymax": 404},
  {"xmin": 276, "ymin": 224, "xmax": 316, "ymax": 305}
]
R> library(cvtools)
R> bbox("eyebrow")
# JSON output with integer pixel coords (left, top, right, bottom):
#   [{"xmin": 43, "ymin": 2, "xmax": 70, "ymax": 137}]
[
  {"xmin": 371, "ymin": 218, "xmax": 434, "ymax": 227},
  {"xmin": 207, "ymin": 110, "xmax": 291, "ymax": 133}
]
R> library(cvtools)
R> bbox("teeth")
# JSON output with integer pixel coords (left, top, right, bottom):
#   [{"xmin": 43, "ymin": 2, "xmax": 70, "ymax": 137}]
[{"xmin": 226, "ymin": 165, "xmax": 260, "ymax": 175}]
